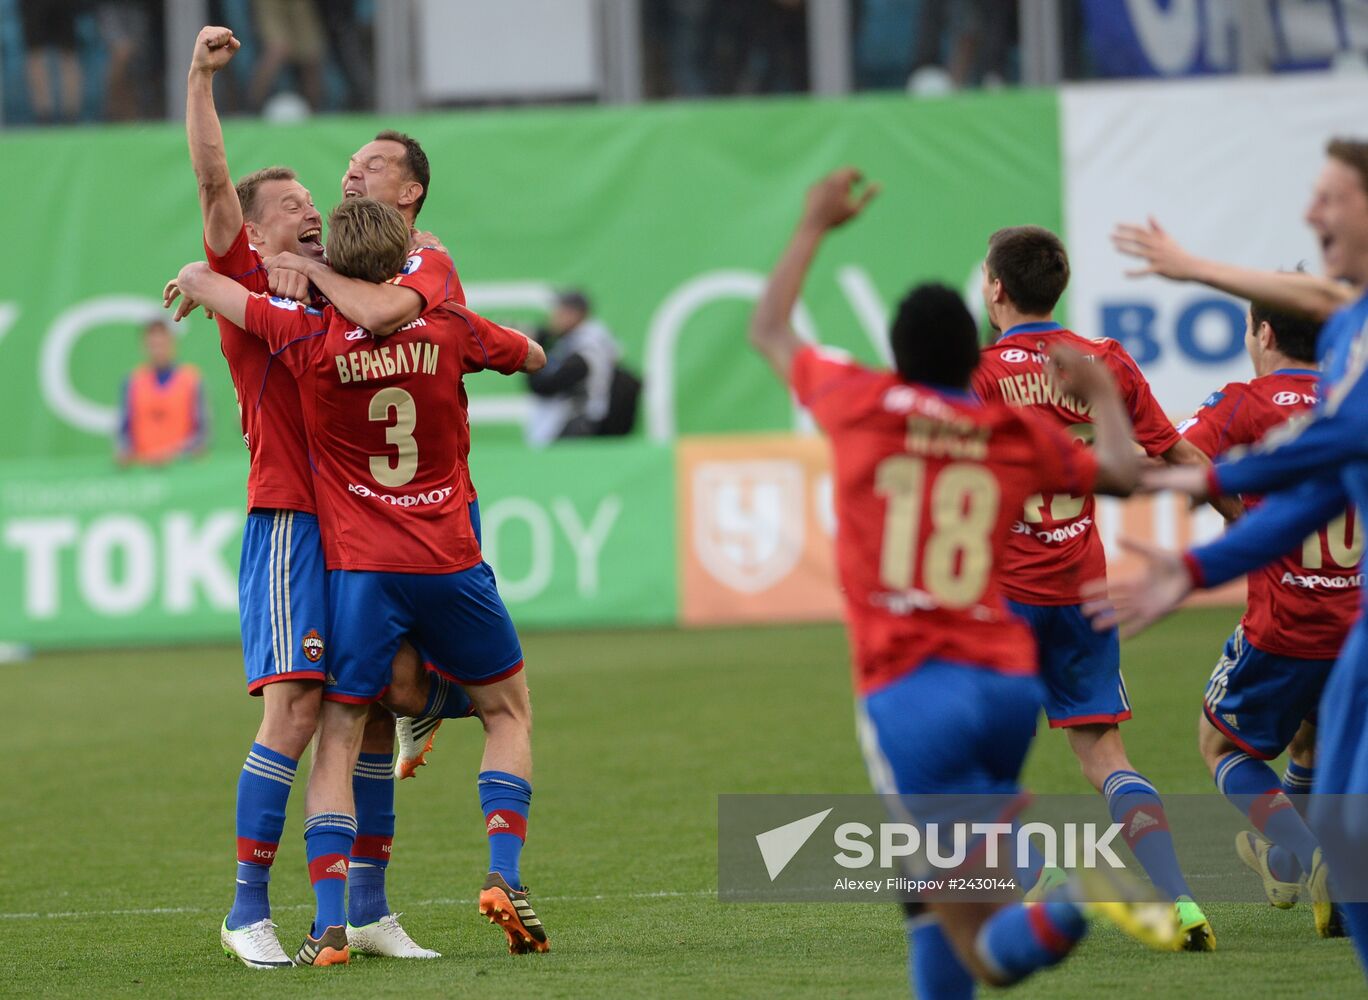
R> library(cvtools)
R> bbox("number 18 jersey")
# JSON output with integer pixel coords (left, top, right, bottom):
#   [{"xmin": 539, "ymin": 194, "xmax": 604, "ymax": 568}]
[
  {"xmin": 244, "ymin": 294, "xmax": 528, "ymax": 573},
  {"xmin": 973, "ymin": 324, "xmax": 1180, "ymax": 605},
  {"xmin": 791, "ymin": 346, "xmax": 1099, "ymax": 696}
]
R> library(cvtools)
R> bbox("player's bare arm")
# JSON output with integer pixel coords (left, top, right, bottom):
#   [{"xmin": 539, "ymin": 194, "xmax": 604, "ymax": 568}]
[
  {"xmin": 1112, "ymin": 217, "xmax": 1354, "ymax": 321},
  {"xmin": 163, "ymin": 275, "xmax": 214, "ymax": 323},
  {"xmin": 175, "ymin": 261, "xmax": 251, "ymax": 329},
  {"xmin": 520, "ymin": 334, "xmax": 547, "ymax": 373},
  {"xmin": 751, "ymin": 168, "xmax": 879, "ymax": 378},
  {"xmin": 1046, "ymin": 346, "xmax": 1139, "ymax": 495},
  {"xmin": 1082, "ymin": 539, "xmax": 1193, "ymax": 638},
  {"xmin": 262, "ymin": 251, "xmax": 425, "ymax": 336},
  {"xmin": 187, "ymin": 26, "xmax": 244, "ymax": 255},
  {"xmin": 1159, "ymin": 435, "xmax": 1244, "ymax": 520}
]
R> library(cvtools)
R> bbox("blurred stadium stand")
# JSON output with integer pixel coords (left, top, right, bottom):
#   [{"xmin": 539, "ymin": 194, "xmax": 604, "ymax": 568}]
[{"xmin": 5, "ymin": 0, "xmax": 1367, "ymax": 127}]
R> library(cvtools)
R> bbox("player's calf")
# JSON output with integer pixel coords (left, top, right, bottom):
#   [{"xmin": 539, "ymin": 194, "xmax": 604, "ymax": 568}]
[{"xmin": 299, "ymin": 700, "xmax": 367, "ymax": 960}]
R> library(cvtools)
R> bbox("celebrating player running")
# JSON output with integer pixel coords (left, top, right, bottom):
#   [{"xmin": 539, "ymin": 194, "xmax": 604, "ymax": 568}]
[{"xmin": 749, "ymin": 168, "xmax": 1177, "ymax": 996}]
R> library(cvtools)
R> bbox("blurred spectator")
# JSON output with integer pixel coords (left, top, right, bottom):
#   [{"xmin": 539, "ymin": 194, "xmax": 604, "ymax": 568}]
[
  {"xmin": 853, "ymin": 0, "xmax": 918, "ymax": 89},
  {"xmin": 644, "ymin": 0, "xmax": 810, "ymax": 97},
  {"xmin": 710, "ymin": 0, "xmax": 808, "ymax": 95},
  {"xmin": 908, "ymin": 0, "xmax": 1017, "ymax": 92},
  {"xmin": 250, "ymin": 0, "xmax": 325, "ymax": 113},
  {"xmin": 526, "ymin": 291, "xmax": 639, "ymax": 446},
  {"xmin": 314, "ymin": 0, "xmax": 375, "ymax": 111},
  {"xmin": 117, "ymin": 320, "xmax": 207, "ymax": 466},
  {"xmin": 20, "ymin": 0, "xmax": 87, "ymax": 124},
  {"xmin": 95, "ymin": 0, "xmax": 159, "ymax": 120}
]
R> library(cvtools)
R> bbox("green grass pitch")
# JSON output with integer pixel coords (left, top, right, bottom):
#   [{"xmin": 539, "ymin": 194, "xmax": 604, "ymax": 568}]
[{"xmin": 2, "ymin": 607, "xmax": 1361, "ymax": 997}]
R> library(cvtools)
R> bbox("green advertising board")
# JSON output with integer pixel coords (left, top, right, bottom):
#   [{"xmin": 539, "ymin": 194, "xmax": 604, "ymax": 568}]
[{"xmin": 0, "ymin": 441, "xmax": 675, "ymax": 649}]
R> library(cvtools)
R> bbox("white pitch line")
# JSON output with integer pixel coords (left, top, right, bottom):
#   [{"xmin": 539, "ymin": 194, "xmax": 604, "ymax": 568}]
[{"xmin": 0, "ymin": 889, "xmax": 714, "ymax": 922}]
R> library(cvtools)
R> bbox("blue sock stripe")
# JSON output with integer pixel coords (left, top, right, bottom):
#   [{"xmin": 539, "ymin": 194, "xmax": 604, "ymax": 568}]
[
  {"xmin": 304, "ymin": 812, "xmax": 358, "ymax": 835},
  {"xmin": 242, "ymin": 761, "xmax": 295, "ymax": 787},
  {"xmin": 1214, "ymin": 753, "xmax": 1253, "ymax": 796},
  {"xmin": 1282, "ymin": 763, "xmax": 1314, "ymax": 789},
  {"xmin": 235, "ymin": 861, "xmax": 271, "ymax": 883},
  {"xmin": 245, "ymin": 752, "xmax": 298, "ymax": 780},
  {"xmin": 1103, "ymin": 770, "xmax": 1158, "ymax": 803},
  {"xmin": 248, "ymin": 742, "xmax": 299, "ymax": 771},
  {"xmin": 353, "ymin": 761, "xmax": 395, "ymax": 780},
  {"xmin": 423, "ymin": 673, "xmax": 450, "ymax": 717},
  {"xmin": 479, "ymin": 772, "xmax": 533, "ymax": 799}
]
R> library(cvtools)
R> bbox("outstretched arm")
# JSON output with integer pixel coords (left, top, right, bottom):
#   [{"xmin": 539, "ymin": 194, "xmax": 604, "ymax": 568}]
[
  {"xmin": 264, "ymin": 253, "xmax": 425, "ymax": 336},
  {"xmin": 750, "ymin": 168, "xmax": 879, "ymax": 380},
  {"xmin": 1112, "ymin": 217, "xmax": 1354, "ymax": 322},
  {"xmin": 1046, "ymin": 347, "xmax": 1139, "ymax": 496},
  {"xmin": 186, "ymin": 26, "xmax": 244, "ymax": 255},
  {"xmin": 1160, "ymin": 437, "xmax": 1245, "ymax": 521},
  {"xmin": 1088, "ymin": 472, "xmax": 1349, "ymax": 637},
  {"xmin": 175, "ymin": 262, "xmax": 250, "ymax": 330}
]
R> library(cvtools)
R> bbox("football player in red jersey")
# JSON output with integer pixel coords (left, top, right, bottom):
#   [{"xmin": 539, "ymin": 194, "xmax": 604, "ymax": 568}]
[
  {"xmin": 749, "ymin": 169, "xmax": 1175, "ymax": 996},
  {"xmin": 972, "ymin": 226, "xmax": 1217, "ymax": 949},
  {"xmin": 176, "ymin": 196, "xmax": 549, "ymax": 964},
  {"xmin": 260, "ymin": 128, "xmax": 484, "ymax": 778},
  {"xmin": 1177, "ymin": 298, "xmax": 1356, "ymax": 935},
  {"xmin": 179, "ymin": 25, "xmax": 474, "ymax": 966}
]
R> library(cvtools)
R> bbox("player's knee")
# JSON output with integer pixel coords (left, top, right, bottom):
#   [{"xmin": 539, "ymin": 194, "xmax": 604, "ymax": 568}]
[
  {"xmin": 361, "ymin": 703, "xmax": 396, "ymax": 750},
  {"xmin": 1289, "ymin": 722, "xmax": 1317, "ymax": 766},
  {"xmin": 385, "ymin": 642, "xmax": 427, "ymax": 716},
  {"xmin": 1196, "ymin": 715, "xmax": 1231, "ymax": 774},
  {"xmin": 259, "ymin": 681, "xmax": 322, "ymax": 755},
  {"xmin": 475, "ymin": 680, "xmax": 532, "ymax": 734}
]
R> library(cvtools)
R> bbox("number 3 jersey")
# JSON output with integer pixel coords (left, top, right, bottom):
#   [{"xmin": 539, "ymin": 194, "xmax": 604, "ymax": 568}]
[
  {"xmin": 791, "ymin": 345, "xmax": 1100, "ymax": 695},
  {"xmin": 972, "ymin": 323, "xmax": 1180, "ymax": 605},
  {"xmin": 243, "ymin": 294, "xmax": 528, "ymax": 573},
  {"xmin": 1179, "ymin": 369, "xmax": 1359, "ymax": 659}
]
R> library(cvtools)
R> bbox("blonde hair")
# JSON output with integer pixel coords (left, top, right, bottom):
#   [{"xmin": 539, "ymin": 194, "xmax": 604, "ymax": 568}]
[
  {"xmin": 235, "ymin": 166, "xmax": 298, "ymax": 222},
  {"xmin": 326, "ymin": 197, "xmax": 410, "ymax": 284}
]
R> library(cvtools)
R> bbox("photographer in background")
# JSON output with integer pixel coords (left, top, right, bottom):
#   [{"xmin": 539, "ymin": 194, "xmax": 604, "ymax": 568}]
[{"xmin": 526, "ymin": 290, "xmax": 639, "ymax": 445}]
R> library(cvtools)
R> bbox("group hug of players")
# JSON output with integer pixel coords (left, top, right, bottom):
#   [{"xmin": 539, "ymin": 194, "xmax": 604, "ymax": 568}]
[
  {"xmin": 748, "ymin": 142, "xmax": 1368, "ymax": 997},
  {"xmin": 168, "ymin": 27, "xmax": 552, "ymax": 968}
]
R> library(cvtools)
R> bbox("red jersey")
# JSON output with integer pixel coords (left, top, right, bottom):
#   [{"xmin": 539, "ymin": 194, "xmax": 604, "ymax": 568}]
[
  {"xmin": 1179, "ymin": 369, "xmax": 1360, "ymax": 659},
  {"xmin": 243, "ymin": 294, "xmax": 528, "ymax": 573},
  {"xmin": 205, "ymin": 227, "xmax": 316, "ymax": 513},
  {"xmin": 390, "ymin": 243, "xmax": 484, "ymax": 499},
  {"xmin": 972, "ymin": 324, "xmax": 1180, "ymax": 604},
  {"xmin": 791, "ymin": 346, "xmax": 1100, "ymax": 696}
]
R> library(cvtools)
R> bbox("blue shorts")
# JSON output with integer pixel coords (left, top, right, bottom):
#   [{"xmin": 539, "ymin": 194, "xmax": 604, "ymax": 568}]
[
  {"xmin": 1007, "ymin": 599, "xmax": 1130, "ymax": 728},
  {"xmin": 326, "ymin": 560, "xmax": 523, "ymax": 703},
  {"xmin": 858, "ymin": 660, "xmax": 1042, "ymax": 817},
  {"xmin": 1204, "ymin": 625, "xmax": 1333, "ymax": 760},
  {"xmin": 239, "ymin": 509, "xmax": 329, "ymax": 694}
]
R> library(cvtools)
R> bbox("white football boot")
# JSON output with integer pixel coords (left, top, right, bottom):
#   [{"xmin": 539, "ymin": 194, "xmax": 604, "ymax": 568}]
[
  {"xmin": 395, "ymin": 716, "xmax": 443, "ymax": 779},
  {"xmin": 220, "ymin": 917, "xmax": 294, "ymax": 968},
  {"xmin": 347, "ymin": 913, "xmax": 441, "ymax": 958}
]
